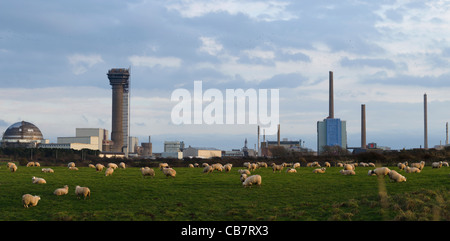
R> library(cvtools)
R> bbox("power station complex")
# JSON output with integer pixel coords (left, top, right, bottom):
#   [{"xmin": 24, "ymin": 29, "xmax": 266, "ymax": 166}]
[{"xmin": 1, "ymin": 69, "xmax": 448, "ymax": 157}]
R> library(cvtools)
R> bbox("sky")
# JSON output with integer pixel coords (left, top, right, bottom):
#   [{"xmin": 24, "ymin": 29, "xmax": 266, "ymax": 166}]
[{"xmin": 1, "ymin": 0, "xmax": 450, "ymax": 153}]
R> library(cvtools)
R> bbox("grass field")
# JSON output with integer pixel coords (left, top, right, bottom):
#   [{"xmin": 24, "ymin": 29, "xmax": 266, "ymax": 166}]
[{"xmin": 0, "ymin": 163, "xmax": 449, "ymax": 221}]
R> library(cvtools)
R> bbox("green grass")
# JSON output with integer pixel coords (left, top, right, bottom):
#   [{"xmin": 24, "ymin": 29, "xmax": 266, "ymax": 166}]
[{"xmin": 0, "ymin": 164, "xmax": 449, "ymax": 221}]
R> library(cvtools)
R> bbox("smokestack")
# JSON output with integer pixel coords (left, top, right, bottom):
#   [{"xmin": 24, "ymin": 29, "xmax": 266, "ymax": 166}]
[
  {"xmin": 277, "ymin": 124, "xmax": 280, "ymax": 146},
  {"xmin": 257, "ymin": 125, "xmax": 260, "ymax": 156},
  {"xmin": 424, "ymin": 93, "xmax": 428, "ymax": 149},
  {"xmin": 361, "ymin": 104, "xmax": 366, "ymax": 149},
  {"xmin": 329, "ymin": 71, "xmax": 334, "ymax": 119},
  {"xmin": 446, "ymin": 122, "xmax": 448, "ymax": 145}
]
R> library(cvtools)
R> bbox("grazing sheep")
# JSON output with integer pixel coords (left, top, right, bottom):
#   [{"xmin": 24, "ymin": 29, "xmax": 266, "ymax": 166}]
[
  {"xmin": 105, "ymin": 167, "xmax": 114, "ymax": 176},
  {"xmin": 240, "ymin": 173, "xmax": 248, "ymax": 183},
  {"xmin": 388, "ymin": 170, "xmax": 407, "ymax": 183},
  {"xmin": 286, "ymin": 168, "xmax": 297, "ymax": 173},
  {"xmin": 431, "ymin": 161, "xmax": 443, "ymax": 169},
  {"xmin": 343, "ymin": 164, "xmax": 355, "ymax": 171},
  {"xmin": 26, "ymin": 162, "xmax": 35, "ymax": 167},
  {"xmin": 141, "ymin": 167, "xmax": 155, "ymax": 178},
  {"xmin": 107, "ymin": 163, "xmax": 118, "ymax": 169},
  {"xmin": 368, "ymin": 163, "xmax": 376, "ymax": 167},
  {"xmin": 397, "ymin": 163, "xmax": 406, "ymax": 170},
  {"xmin": 202, "ymin": 163, "xmax": 209, "ymax": 167},
  {"xmin": 75, "ymin": 185, "xmax": 91, "ymax": 199},
  {"xmin": 242, "ymin": 175, "xmax": 262, "ymax": 187},
  {"xmin": 10, "ymin": 164, "xmax": 18, "ymax": 172},
  {"xmin": 194, "ymin": 163, "xmax": 199, "ymax": 167},
  {"xmin": 336, "ymin": 163, "xmax": 344, "ymax": 167},
  {"xmin": 293, "ymin": 162, "xmax": 301, "ymax": 168},
  {"xmin": 405, "ymin": 166, "xmax": 421, "ymax": 173},
  {"xmin": 223, "ymin": 163, "xmax": 232, "ymax": 172},
  {"xmin": 238, "ymin": 169, "xmax": 251, "ymax": 175},
  {"xmin": 411, "ymin": 161, "xmax": 425, "ymax": 170},
  {"xmin": 211, "ymin": 163, "xmax": 223, "ymax": 172},
  {"xmin": 359, "ymin": 162, "xmax": 369, "ymax": 167},
  {"xmin": 203, "ymin": 165, "xmax": 213, "ymax": 174},
  {"xmin": 159, "ymin": 163, "xmax": 169, "ymax": 170},
  {"xmin": 367, "ymin": 167, "xmax": 391, "ymax": 177},
  {"xmin": 258, "ymin": 162, "xmax": 268, "ymax": 168},
  {"xmin": 119, "ymin": 162, "xmax": 126, "ymax": 169},
  {"xmin": 96, "ymin": 163, "xmax": 105, "ymax": 171},
  {"xmin": 243, "ymin": 162, "xmax": 250, "ymax": 168},
  {"xmin": 271, "ymin": 163, "xmax": 284, "ymax": 173},
  {"xmin": 442, "ymin": 161, "xmax": 449, "ymax": 167},
  {"xmin": 188, "ymin": 164, "xmax": 194, "ymax": 168},
  {"xmin": 162, "ymin": 167, "xmax": 176, "ymax": 178},
  {"xmin": 339, "ymin": 169, "xmax": 356, "ymax": 175},
  {"xmin": 22, "ymin": 194, "xmax": 40, "ymax": 208},
  {"xmin": 88, "ymin": 164, "xmax": 95, "ymax": 168},
  {"xmin": 324, "ymin": 162, "xmax": 331, "ymax": 168},
  {"xmin": 313, "ymin": 167, "xmax": 326, "ymax": 173},
  {"xmin": 53, "ymin": 185, "xmax": 69, "ymax": 196},
  {"xmin": 67, "ymin": 162, "xmax": 75, "ymax": 168},
  {"xmin": 35, "ymin": 162, "xmax": 40, "ymax": 167},
  {"xmin": 41, "ymin": 168, "xmax": 54, "ymax": 173},
  {"xmin": 68, "ymin": 167, "xmax": 78, "ymax": 171},
  {"xmin": 32, "ymin": 176, "xmax": 46, "ymax": 184},
  {"xmin": 6, "ymin": 162, "xmax": 14, "ymax": 168}
]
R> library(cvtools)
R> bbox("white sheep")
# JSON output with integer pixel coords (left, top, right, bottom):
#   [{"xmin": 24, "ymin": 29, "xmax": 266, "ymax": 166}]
[
  {"xmin": 442, "ymin": 161, "xmax": 449, "ymax": 167},
  {"xmin": 141, "ymin": 167, "xmax": 155, "ymax": 178},
  {"xmin": 431, "ymin": 161, "xmax": 442, "ymax": 169},
  {"xmin": 53, "ymin": 185, "xmax": 69, "ymax": 196},
  {"xmin": 68, "ymin": 167, "xmax": 78, "ymax": 171},
  {"xmin": 368, "ymin": 163, "xmax": 376, "ymax": 167},
  {"xmin": 35, "ymin": 162, "xmax": 40, "ymax": 167},
  {"xmin": 188, "ymin": 164, "xmax": 194, "ymax": 168},
  {"xmin": 367, "ymin": 167, "xmax": 391, "ymax": 177},
  {"xmin": 286, "ymin": 168, "xmax": 297, "ymax": 173},
  {"xmin": 242, "ymin": 174, "xmax": 262, "ymax": 187},
  {"xmin": 88, "ymin": 164, "xmax": 95, "ymax": 168},
  {"xmin": 10, "ymin": 163, "xmax": 17, "ymax": 172},
  {"xmin": 272, "ymin": 163, "xmax": 284, "ymax": 173},
  {"xmin": 202, "ymin": 163, "xmax": 209, "ymax": 167},
  {"xmin": 405, "ymin": 166, "xmax": 421, "ymax": 173},
  {"xmin": 67, "ymin": 162, "xmax": 75, "ymax": 168},
  {"xmin": 411, "ymin": 161, "xmax": 425, "ymax": 170},
  {"xmin": 313, "ymin": 167, "xmax": 326, "ymax": 173},
  {"xmin": 324, "ymin": 162, "xmax": 331, "ymax": 167},
  {"xmin": 26, "ymin": 162, "xmax": 35, "ymax": 167},
  {"xmin": 32, "ymin": 176, "xmax": 46, "ymax": 184},
  {"xmin": 119, "ymin": 162, "xmax": 126, "ymax": 169},
  {"xmin": 258, "ymin": 162, "xmax": 268, "ymax": 168},
  {"xmin": 41, "ymin": 168, "xmax": 54, "ymax": 173},
  {"xmin": 240, "ymin": 173, "xmax": 248, "ymax": 183},
  {"xmin": 22, "ymin": 194, "xmax": 40, "ymax": 208},
  {"xmin": 105, "ymin": 167, "xmax": 114, "ymax": 176},
  {"xmin": 75, "ymin": 185, "xmax": 91, "ymax": 199},
  {"xmin": 397, "ymin": 163, "xmax": 406, "ymax": 170},
  {"xmin": 162, "ymin": 167, "xmax": 176, "ymax": 178},
  {"xmin": 238, "ymin": 169, "xmax": 251, "ymax": 175},
  {"xmin": 339, "ymin": 169, "xmax": 356, "ymax": 175},
  {"xmin": 388, "ymin": 170, "xmax": 407, "ymax": 182},
  {"xmin": 107, "ymin": 163, "xmax": 118, "ymax": 169},
  {"xmin": 223, "ymin": 164, "xmax": 232, "ymax": 172},
  {"xmin": 293, "ymin": 162, "xmax": 301, "ymax": 168},
  {"xmin": 336, "ymin": 163, "xmax": 344, "ymax": 167},
  {"xmin": 343, "ymin": 164, "xmax": 355, "ymax": 171},
  {"xmin": 159, "ymin": 163, "xmax": 169, "ymax": 170},
  {"xmin": 96, "ymin": 163, "xmax": 105, "ymax": 171},
  {"xmin": 203, "ymin": 165, "xmax": 213, "ymax": 174}
]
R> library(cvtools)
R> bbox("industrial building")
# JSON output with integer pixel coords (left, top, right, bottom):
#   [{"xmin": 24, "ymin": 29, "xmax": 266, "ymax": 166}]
[
  {"xmin": 1, "ymin": 121, "xmax": 49, "ymax": 148},
  {"xmin": 107, "ymin": 68, "xmax": 130, "ymax": 156},
  {"xmin": 183, "ymin": 146, "xmax": 222, "ymax": 159},
  {"xmin": 317, "ymin": 71, "xmax": 347, "ymax": 154},
  {"xmin": 161, "ymin": 141, "xmax": 184, "ymax": 159},
  {"xmin": 40, "ymin": 128, "xmax": 108, "ymax": 151}
]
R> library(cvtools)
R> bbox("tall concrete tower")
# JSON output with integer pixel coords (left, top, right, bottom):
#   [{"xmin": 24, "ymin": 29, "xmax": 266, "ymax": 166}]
[
  {"xmin": 107, "ymin": 68, "xmax": 130, "ymax": 155},
  {"xmin": 361, "ymin": 104, "xmax": 366, "ymax": 149},
  {"xmin": 424, "ymin": 93, "xmax": 428, "ymax": 150}
]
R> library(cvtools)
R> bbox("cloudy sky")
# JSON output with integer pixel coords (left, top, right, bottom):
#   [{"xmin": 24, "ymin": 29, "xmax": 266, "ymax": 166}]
[{"xmin": 1, "ymin": 0, "xmax": 450, "ymax": 152}]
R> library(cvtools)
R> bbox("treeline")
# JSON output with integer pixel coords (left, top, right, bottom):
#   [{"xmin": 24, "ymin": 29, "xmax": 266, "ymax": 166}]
[{"xmin": 1, "ymin": 146, "xmax": 450, "ymax": 168}]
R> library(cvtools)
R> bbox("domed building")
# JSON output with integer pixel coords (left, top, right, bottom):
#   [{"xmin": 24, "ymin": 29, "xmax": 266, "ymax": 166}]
[{"xmin": 1, "ymin": 121, "xmax": 46, "ymax": 148}]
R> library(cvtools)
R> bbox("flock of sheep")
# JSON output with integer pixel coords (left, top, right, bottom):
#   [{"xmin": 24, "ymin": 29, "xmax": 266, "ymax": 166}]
[{"xmin": 5, "ymin": 158, "xmax": 450, "ymax": 208}]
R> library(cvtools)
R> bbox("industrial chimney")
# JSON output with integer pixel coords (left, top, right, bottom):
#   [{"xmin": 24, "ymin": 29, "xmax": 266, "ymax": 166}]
[
  {"xmin": 277, "ymin": 124, "xmax": 280, "ymax": 146},
  {"xmin": 328, "ymin": 71, "xmax": 334, "ymax": 119},
  {"xmin": 107, "ymin": 68, "xmax": 130, "ymax": 153},
  {"xmin": 424, "ymin": 93, "xmax": 428, "ymax": 150},
  {"xmin": 361, "ymin": 104, "xmax": 366, "ymax": 149}
]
